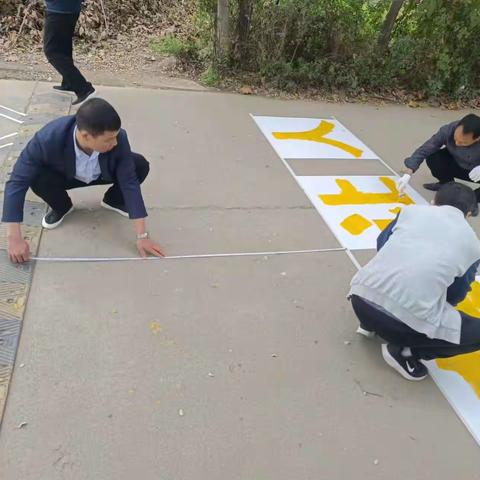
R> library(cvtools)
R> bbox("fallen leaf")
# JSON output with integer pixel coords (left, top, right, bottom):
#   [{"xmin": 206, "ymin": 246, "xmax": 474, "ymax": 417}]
[
  {"xmin": 150, "ymin": 321, "xmax": 162, "ymax": 334},
  {"xmin": 239, "ymin": 85, "xmax": 254, "ymax": 95}
]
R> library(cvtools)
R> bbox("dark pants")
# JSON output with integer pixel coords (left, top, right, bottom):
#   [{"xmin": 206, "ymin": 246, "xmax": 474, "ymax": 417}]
[
  {"xmin": 426, "ymin": 149, "xmax": 480, "ymax": 198},
  {"xmin": 31, "ymin": 153, "xmax": 149, "ymax": 216},
  {"xmin": 43, "ymin": 11, "xmax": 92, "ymax": 95},
  {"xmin": 351, "ymin": 295, "xmax": 480, "ymax": 360}
]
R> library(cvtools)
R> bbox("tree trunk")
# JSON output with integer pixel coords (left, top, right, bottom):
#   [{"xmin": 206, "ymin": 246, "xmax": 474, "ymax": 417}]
[
  {"xmin": 235, "ymin": 0, "xmax": 252, "ymax": 65},
  {"xmin": 377, "ymin": 0, "xmax": 406, "ymax": 51},
  {"xmin": 216, "ymin": 0, "xmax": 230, "ymax": 60}
]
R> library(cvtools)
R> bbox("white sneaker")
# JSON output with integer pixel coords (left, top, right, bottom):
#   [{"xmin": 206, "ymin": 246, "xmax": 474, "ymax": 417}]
[
  {"xmin": 356, "ymin": 326, "xmax": 376, "ymax": 338},
  {"xmin": 101, "ymin": 200, "xmax": 129, "ymax": 217}
]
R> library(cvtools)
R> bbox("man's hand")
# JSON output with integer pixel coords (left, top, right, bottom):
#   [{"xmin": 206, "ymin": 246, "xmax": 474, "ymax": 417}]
[
  {"xmin": 8, "ymin": 236, "xmax": 30, "ymax": 264},
  {"xmin": 469, "ymin": 166, "xmax": 480, "ymax": 183},
  {"xmin": 136, "ymin": 238, "xmax": 165, "ymax": 258}
]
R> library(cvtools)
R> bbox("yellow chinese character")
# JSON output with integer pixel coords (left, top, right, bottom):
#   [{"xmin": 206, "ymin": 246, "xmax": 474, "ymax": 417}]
[{"xmin": 272, "ymin": 120, "xmax": 363, "ymax": 158}]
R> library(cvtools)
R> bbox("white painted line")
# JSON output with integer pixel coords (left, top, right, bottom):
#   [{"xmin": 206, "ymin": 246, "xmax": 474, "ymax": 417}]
[
  {"xmin": 250, "ymin": 113, "xmax": 356, "ymax": 267},
  {"xmin": 0, "ymin": 113, "xmax": 24, "ymax": 124},
  {"xmin": 31, "ymin": 247, "xmax": 346, "ymax": 263},
  {"xmin": 0, "ymin": 132, "xmax": 18, "ymax": 141},
  {"xmin": 0, "ymin": 143, "xmax": 14, "ymax": 150},
  {"xmin": 0, "ymin": 104, "xmax": 27, "ymax": 117}
]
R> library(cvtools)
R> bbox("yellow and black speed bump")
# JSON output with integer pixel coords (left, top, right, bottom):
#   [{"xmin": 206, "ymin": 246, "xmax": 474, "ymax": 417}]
[{"xmin": 0, "ymin": 82, "xmax": 72, "ymax": 425}]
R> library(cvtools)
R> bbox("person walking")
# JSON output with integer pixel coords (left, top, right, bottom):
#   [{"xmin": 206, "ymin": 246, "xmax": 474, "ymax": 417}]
[{"xmin": 43, "ymin": 0, "xmax": 96, "ymax": 105}]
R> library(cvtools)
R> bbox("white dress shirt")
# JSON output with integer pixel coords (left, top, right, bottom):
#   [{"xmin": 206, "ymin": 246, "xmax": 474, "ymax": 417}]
[{"xmin": 73, "ymin": 126, "xmax": 101, "ymax": 184}]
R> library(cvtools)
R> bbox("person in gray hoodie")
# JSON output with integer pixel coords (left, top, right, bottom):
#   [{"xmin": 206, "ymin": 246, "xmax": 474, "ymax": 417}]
[{"xmin": 349, "ymin": 182, "xmax": 480, "ymax": 381}]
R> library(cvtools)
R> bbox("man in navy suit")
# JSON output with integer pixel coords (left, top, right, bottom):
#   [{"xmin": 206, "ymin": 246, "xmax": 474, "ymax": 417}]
[{"xmin": 2, "ymin": 98, "xmax": 164, "ymax": 263}]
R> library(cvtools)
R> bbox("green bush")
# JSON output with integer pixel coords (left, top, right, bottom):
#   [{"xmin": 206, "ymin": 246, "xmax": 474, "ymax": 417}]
[
  {"xmin": 150, "ymin": 35, "xmax": 198, "ymax": 60},
  {"xmin": 194, "ymin": 0, "xmax": 480, "ymax": 100}
]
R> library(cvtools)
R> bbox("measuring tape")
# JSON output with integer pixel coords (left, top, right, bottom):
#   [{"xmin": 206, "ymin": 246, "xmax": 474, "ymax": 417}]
[{"xmin": 31, "ymin": 247, "xmax": 346, "ymax": 263}]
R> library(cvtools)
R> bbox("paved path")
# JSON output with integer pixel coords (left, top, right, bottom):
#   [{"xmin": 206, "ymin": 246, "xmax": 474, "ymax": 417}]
[{"xmin": 0, "ymin": 79, "xmax": 478, "ymax": 479}]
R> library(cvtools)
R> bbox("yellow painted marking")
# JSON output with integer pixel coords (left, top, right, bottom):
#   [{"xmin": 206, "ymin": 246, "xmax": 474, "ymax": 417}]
[
  {"xmin": 435, "ymin": 282, "xmax": 480, "ymax": 398},
  {"xmin": 272, "ymin": 120, "xmax": 363, "ymax": 158},
  {"xmin": 437, "ymin": 352, "xmax": 480, "ymax": 399},
  {"xmin": 340, "ymin": 207, "xmax": 402, "ymax": 236},
  {"xmin": 319, "ymin": 177, "xmax": 414, "ymax": 206},
  {"xmin": 456, "ymin": 281, "xmax": 480, "ymax": 317},
  {"xmin": 372, "ymin": 207, "xmax": 402, "ymax": 230},
  {"xmin": 340, "ymin": 214, "xmax": 372, "ymax": 236}
]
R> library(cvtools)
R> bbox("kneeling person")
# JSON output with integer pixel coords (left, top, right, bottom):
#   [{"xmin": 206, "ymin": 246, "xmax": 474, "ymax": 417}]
[
  {"xmin": 2, "ymin": 98, "xmax": 164, "ymax": 263},
  {"xmin": 349, "ymin": 183, "xmax": 480, "ymax": 381}
]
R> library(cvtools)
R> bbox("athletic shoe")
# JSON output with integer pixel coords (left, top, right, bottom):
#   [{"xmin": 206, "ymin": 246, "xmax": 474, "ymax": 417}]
[
  {"xmin": 53, "ymin": 85, "xmax": 74, "ymax": 92},
  {"xmin": 42, "ymin": 206, "xmax": 74, "ymax": 230},
  {"xmin": 423, "ymin": 182, "xmax": 445, "ymax": 192},
  {"xmin": 72, "ymin": 86, "xmax": 96, "ymax": 106},
  {"xmin": 356, "ymin": 326, "xmax": 375, "ymax": 338},
  {"xmin": 381, "ymin": 344, "xmax": 428, "ymax": 381},
  {"xmin": 101, "ymin": 199, "xmax": 129, "ymax": 217}
]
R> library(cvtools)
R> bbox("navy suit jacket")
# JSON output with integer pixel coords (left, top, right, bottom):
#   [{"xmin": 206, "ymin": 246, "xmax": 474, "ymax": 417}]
[{"xmin": 2, "ymin": 115, "xmax": 148, "ymax": 223}]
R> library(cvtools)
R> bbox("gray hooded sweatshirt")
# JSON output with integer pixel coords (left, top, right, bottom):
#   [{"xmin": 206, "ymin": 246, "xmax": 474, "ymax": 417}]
[{"xmin": 349, "ymin": 205, "xmax": 480, "ymax": 344}]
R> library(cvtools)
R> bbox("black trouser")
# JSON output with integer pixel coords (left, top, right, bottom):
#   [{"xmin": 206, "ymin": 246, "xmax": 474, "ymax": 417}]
[
  {"xmin": 43, "ymin": 11, "xmax": 92, "ymax": 95},
  {"xmin": 426, "ymin": 149, "xmax": 480, "ymax": 198},
  {"xmin": 351, "ymin": 295, "xmax": 480, "ymax": 360},
  {"xmin": 30, "ymin": 153, "xmax": 149, "ymax": 216}
]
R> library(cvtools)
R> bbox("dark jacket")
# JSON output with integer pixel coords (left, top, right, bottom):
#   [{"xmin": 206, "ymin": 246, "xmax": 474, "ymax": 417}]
[
  {"xmin": 45, "ymin": 0, "xmax": 83, "ymax": 13},
  {"xmin": 2, "ymin": 115, "xmax": 148, "ymax": 223},
  {"xmin": 405, "ymin": 121, "xmax": 480, "ymax": 172}
]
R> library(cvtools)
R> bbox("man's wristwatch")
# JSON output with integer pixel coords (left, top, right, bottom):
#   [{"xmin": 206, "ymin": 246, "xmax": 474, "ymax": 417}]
[{"xmin": 136, "ymin": 232, "xmax": 149, "ymax": 240}]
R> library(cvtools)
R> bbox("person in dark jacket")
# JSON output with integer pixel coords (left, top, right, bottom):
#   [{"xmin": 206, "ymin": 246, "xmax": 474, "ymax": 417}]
[
  {"xmin": 2, "ymin": 98, "xmax": 164, "ymax": 263},
  {"xmin": 43, "ymin": 0, "xmax": 95, "ymax": 105},
  {"xmin": 396, "ymin": 114, "xmax": 480, "ymax": 215}
]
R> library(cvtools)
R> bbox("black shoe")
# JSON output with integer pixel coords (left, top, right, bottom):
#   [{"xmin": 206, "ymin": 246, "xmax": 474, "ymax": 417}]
[
  {"xmin": 423, "ymin": 182, "xmax": 447, "ymax": 192},
  {"xmin": 382, "ymin": 344, "xmax": 427, "ymax": 381},
  {"xmin": 72, "ymin": 86, "xmax": 96, "ymax": 106},
  {"xmin": 53, "ymin": 85, "xmax": 74, "ymax": 92},
  {"xmin": 101, "ymin": 199, "xmax": 129, "ymax": 217},
  {"xmin": 41, "ymin": 206, "xmax": 74, "ymax": 230}
]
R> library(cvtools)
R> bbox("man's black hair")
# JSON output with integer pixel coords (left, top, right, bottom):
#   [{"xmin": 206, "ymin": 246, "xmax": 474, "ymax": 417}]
[
  {"xmin": 435, "ymin": 182, "xmax": 477, "ymax": 216},
  {"xmin": 458, "ymin": 113, "xmax": 480, "ymax": 139},
  {"xmin": 76, "ymin": 98, "xmax": 121, "ymax": 136}
]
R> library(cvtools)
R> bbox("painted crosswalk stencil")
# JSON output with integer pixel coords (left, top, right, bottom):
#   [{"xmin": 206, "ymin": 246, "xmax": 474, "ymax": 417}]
[
  {"xmin": 252, "ymin": 116, "xmax": 380, "ymax": 160},
  {"xmin": 426, "ymin": 277, "xmax": 480, "ymax": 445},
  {"xmin": 253, "ymin": 113, "xmax": 480, "ymax": 446}
]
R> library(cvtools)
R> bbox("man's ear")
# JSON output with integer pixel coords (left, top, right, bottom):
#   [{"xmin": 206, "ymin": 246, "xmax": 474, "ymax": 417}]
[{"xmin": 466, "ymin": 211, "xmax": 472, "ymax": 218}]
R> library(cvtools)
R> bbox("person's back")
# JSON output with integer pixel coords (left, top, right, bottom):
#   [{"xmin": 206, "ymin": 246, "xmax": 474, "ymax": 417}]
[
  {"xmin": 348, "ymin": 183, "xmax": 480, "ymax": 381},
  {"xmin": 351, "ymin": 204, "xmax": 480, "ymax": 342}
]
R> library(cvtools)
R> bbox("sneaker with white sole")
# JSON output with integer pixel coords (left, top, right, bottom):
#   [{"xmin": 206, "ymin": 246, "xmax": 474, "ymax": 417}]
[
  {"xmin": 42, "ymin": 206, "xmax": 74, "ymax": 229},
  {"xmin": 381, "ymin": 344, "xmax": 428, "ymax": 381},
  {"xmin": 356, "ymin": 326, "xmax": 376, "ymax": 338},
  {"xmin": 101, "ymin": 199, "xmax": 129, "ymax": 217}
]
